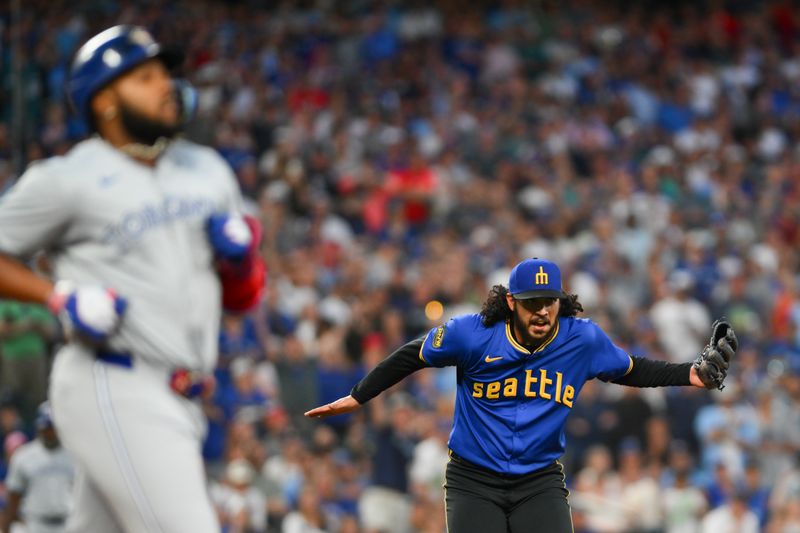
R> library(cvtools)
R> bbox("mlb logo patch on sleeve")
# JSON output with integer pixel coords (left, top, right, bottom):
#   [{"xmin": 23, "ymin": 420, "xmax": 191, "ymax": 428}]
[{"xmin": 432, "ymin": 325, "xmax": 445, "ymax": 348}]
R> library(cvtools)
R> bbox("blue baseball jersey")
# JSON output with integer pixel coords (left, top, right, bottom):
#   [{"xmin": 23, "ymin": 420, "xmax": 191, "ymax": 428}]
[{"xmin": 420, "ymin": 314, "xmax": 633, "ymax": 475}]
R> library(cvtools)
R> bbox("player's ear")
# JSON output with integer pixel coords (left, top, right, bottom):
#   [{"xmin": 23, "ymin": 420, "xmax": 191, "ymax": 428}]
[
  {"xmin": 91, "ymin": 88, "xmax": 118, "ymax": 122},
  {"xmin": 505, "ymin": 293, "xmax": 515, "ymax": 312}
]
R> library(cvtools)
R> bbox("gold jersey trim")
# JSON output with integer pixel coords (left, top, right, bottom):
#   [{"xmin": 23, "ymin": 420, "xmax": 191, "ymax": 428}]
[
  {"xmin": 505, "ymin": 320, "xmax": 560, "ymax": 354},
  {"xmin": 419, "ymin": 332, "xmax": 430, "ymax": 363},
  {"xmin": 622, "ymin": 354, "xmax": 634, "ymax": 376}
]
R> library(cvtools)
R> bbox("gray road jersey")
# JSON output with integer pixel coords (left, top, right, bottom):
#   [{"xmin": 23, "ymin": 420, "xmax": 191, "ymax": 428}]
[
  {"xmin": 0, "ymin": 137, "xmax": 243, "ymax": 372},
  {"xmin": 5, "ymin": 440, "xmax": 75, "ymax": 518}
]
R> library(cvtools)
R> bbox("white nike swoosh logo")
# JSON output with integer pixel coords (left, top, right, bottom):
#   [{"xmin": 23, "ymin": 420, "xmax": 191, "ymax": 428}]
[{"xmin": 485, "ymin": 355, "xmax": 503, "ymax": 363}]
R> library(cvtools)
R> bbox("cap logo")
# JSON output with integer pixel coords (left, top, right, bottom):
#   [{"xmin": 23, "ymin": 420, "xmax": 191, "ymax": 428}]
[
  {"xmin": 103, "ymin": 48, "xmax": 122, "ymax": 67},
  {"xmin": 535, "ymin": 266, "xmax": 549, "ymax": 285}
]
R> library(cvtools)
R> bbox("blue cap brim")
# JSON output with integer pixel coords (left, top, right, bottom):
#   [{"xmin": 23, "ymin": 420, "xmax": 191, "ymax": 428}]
[{"xmin": 512, "ymin": 290, "xmax": 564, "ymax": 300}]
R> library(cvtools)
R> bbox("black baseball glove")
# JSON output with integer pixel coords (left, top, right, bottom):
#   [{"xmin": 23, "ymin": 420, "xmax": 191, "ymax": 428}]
[{"xmin": 693, "ymin": 319, "xmax": 738, "ymax": 390}]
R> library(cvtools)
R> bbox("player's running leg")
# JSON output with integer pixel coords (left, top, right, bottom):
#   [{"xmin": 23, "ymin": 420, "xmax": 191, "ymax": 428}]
[
  {"xmin": 51, "ymin": 346, "xmax": 219, "ymax": 533},
  {"xmin": 65, "ymin": 469, "xmax": 124, "ymax": 533}
]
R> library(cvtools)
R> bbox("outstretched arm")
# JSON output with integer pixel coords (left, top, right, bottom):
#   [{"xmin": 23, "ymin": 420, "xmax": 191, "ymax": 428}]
[
  {"xmin": 304, "ymin": 394, "xmax": 362, "ymax": 419},
  {"xmin": 612, "ymin": 357, "xmax": 703, "ymax": 387},
  {"xmin": 305, "ymin": 336, "xmax": 427, "ymax": 419},
  {"xmin": 614, "ymin": 319, "xmax": 737, "ymax": 389}
]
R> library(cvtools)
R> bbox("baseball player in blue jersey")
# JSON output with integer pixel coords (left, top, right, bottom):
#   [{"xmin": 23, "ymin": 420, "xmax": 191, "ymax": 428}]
[
  {"xmin": 0, "ymin": 26, "xmax": 265, "ymax": 532},
  {"xmin": 306, "ymin": 258, "xmax": 737, "ymax": 532}
]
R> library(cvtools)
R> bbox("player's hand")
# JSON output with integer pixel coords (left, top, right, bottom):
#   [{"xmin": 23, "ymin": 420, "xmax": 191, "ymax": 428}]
[
  {"xmin": 692, "ymin": 319, "xmax": 738, "ymax": 390},
  {"xmin": 206, "ymin": 214, "xmax": 252, "ymax": 262},
  {"xmin": 210, "ymin": 215, "xmax": 266, "ymax": 312},
  {"xmin": 47, "ymin": 281, "xmax": 127, "ymax": 343},
  {"xmin": 304, "ymin": 395, "xmax": 361, "ymax": 419}
]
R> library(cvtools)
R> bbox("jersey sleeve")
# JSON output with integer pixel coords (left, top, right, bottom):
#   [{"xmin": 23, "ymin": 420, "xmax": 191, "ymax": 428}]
[
  {"xmin": 587, "ymin": 321, "xmax": 634, "ymax": 382},
  {"xmin": 0, "ymin": 164, "xmax": 73, "ymax": 259},
  {"xmin": 419, "ymin": 314, "xmax": 478, "ymax": 368},
  {"xmin": 4, "ymin": 452, "xmax": 27, "ymax": 493}
]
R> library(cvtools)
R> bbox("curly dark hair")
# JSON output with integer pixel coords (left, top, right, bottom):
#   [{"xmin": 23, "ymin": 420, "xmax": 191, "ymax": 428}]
[{"xmin": 479, "ymin": 285, "xmax": 584, "ymax": 327}]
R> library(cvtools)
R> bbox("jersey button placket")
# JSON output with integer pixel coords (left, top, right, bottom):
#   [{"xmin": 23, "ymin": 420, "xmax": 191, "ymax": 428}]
[
  {"xmin": 512, "ymin": 396, "xmax": 529, "ymax": 464},
  {"xmin": 510, "ymin": 399, "xmax": 524, "ymax": 466}
]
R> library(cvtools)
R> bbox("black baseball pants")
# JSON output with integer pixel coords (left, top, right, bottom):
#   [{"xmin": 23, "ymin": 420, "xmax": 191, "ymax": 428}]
[{"xmin": 444, "ymin": 453, "xmax": 573, "ymax": 533}]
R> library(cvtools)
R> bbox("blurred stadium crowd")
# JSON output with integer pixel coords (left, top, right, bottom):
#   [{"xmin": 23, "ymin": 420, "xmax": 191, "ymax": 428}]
[{"xmin": 2, "ymin": 0, "xmax": 800, "ymax": 531}]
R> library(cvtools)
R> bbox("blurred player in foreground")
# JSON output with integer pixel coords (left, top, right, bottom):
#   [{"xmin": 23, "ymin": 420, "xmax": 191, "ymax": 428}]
[
  {"xmin": 0, "ymin": 25, "xmax": 264, "ymax": 532},
  {"xmin": 1, "ymin": 402, "xmax": 75, "ymax": 533},
  {"xmin": 307, "ymin": 258, "xmax": 737, "ymax": 533}
]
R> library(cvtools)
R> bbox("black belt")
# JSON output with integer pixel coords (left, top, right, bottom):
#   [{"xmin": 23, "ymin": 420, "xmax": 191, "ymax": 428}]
[
  {"xmin": 96, "ymin": 350, "xmax": 134, "ymax": 368},
  {"xmin": 95, "ymin": 350, "xmax": 215, "ymax": 399},
  {"xmin": 30, "ymin": 514, "xmax": 67, "ymax": 525}
]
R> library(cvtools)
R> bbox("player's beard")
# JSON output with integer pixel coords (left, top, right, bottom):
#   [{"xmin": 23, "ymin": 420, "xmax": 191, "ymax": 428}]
[
  {"xmin": 119, "ymin": 101, "xmax": 181, "ymax": 146},
  {"xmin": 511, "ymin": 308, "xmax": 552, "ymax": 349},
  {"xmin": 39, "ymin": 430, "xmax": 61, "ymax": 449},
  {"xmin": 42, "ymin": 437, "xmax": 61, "ymax": 449},
  {"xmin": 511, "ymin": 308, "xmax": 536, "ymax": 347}
]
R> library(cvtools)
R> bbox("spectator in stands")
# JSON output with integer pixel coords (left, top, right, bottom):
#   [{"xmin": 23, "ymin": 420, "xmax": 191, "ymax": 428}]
[
  {"xmin": 0, "ymin": 300, "xmax": 57, "ymax": 423},
  {"xmin": 701, "ymin": 489, "xmax": 759, "ymax": 533},
  {"xmin": 359, "ymin": 393, "xmax": 417, "ymax": 533},
  {"xmin": 211, "ymin": 458, "xmax": 267, "ymax": 533},
  {"xmin": 662, "ymin": 441, "xmax": 708, "ymax": 533}
]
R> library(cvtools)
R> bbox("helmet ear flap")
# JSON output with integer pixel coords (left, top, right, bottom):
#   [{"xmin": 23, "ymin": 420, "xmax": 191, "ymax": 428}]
[{"xmin": 173, "ymin": 79, "xmax": 198, "ymax": 125}]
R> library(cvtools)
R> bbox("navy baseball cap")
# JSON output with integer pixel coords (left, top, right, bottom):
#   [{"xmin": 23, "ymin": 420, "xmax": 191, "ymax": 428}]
[
  {"xmin": 508, "ymin": 258, "xmax": 564, "ymax": 300},
  {"xmin": 35, "ymin": 401, "xmax": 53, "ymax": 430}
]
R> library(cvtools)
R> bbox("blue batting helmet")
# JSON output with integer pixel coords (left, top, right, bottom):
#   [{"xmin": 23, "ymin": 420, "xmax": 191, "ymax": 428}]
[
  {"xmin": 34, "ymin": 401, "xmax": 54, "ymax": 430},
  {"xmin": 68, "ymin": 25, "xmax": 182, "ymax": 120}
]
